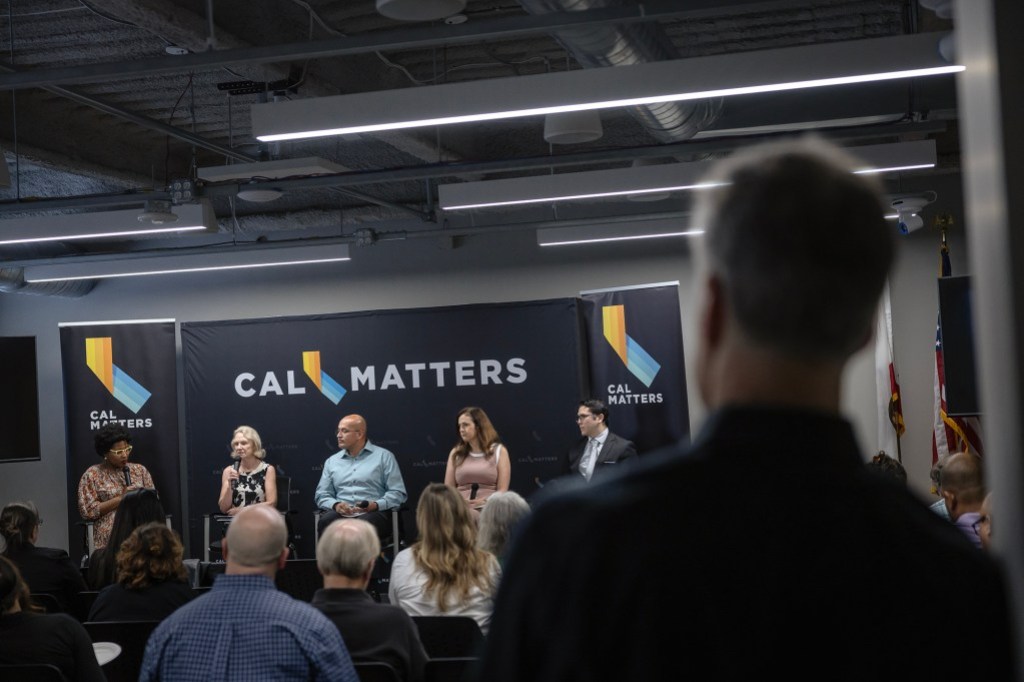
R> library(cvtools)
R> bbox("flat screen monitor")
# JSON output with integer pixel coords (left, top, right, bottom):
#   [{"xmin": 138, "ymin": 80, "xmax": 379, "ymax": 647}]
[
  {"xmin": 0, "ymin": 336, "xmax": 41, "ymax": 462},
  {"xmin": 938, "ymin": 275, "xmax": 980, "ymax": 417}
]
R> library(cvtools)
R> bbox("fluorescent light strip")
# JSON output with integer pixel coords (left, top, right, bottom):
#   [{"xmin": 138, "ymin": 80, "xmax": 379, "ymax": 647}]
[
  {"xmin": 0, "ymin": 201, "xmax": 217, "ymax": 245},
  {"xmin": 854, "ymin": 163, "xmax": 935, "ymax": 175},
  {"xmin": 26, "ymin": 256, "xmax": 350, "ymax": 282},
  {"xmin": 540, "ymin": 229, "xmax": 703, "ymax": 247},
  {"xmin": 0, "ymin": 225, "xmax": 205, "ymax": 246},
  {"xmin": 447, "ymin": 182, "xmax": 723, "ymax": 211}
]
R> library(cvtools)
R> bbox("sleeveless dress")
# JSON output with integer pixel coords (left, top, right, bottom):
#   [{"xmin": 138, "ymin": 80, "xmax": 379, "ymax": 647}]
[
  {"xmin": 455, "ymin": 445, "xmax": 503, "ymax": 516},
  {"xmin": 233, "ymin": 461, "xmax": 270, "ymax": 508}
]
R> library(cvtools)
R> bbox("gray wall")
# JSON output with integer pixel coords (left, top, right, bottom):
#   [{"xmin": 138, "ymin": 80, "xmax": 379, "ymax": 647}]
[{"xmin": 0, "ymin": 205, "xmax": 967, "ymax": 554}]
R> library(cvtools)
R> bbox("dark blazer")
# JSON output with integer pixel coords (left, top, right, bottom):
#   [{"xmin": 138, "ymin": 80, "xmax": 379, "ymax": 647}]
[
  {"xmin": 565, "ymin": 430, "xmax": 637, "ymax": 483},
  {"xmin": 3, "ymin": 544, "xmax": 87, "ymax": 613}
]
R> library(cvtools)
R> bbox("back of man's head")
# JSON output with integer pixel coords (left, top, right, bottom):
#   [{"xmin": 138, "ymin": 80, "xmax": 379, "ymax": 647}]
[
  {"xmin": 694, "ymin": 136, "xmax": 894, "ymax": 362},
  {"xmin": 317, "ymin": 518, "xmax": 379, "ymax": 580},
  {"xmin": 224, "ymin": 505, "xmax": 288, "ymax": 574},
  {"xmin": 940, "ymin": 451, "xmax": 986, "ymax": 508}
]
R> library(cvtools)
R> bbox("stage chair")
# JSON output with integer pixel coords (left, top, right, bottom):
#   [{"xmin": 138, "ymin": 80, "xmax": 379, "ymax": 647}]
[
  {"xmin": 353, "ymin": 660, "xmax": 402, "ymax": 682},
  {"xmin": 312, "ymin": 504, "xmax": 406, "ymax": 556},
  {"xmin": 83, "ymin": 619, "xmax": 161, "ymax": 682},
  {"xmin": 0, "ymin": 663, "xmax": 65, "ymax": 682},
  {"xmin": 411, "ymin": 616, "xmax": 486, "ymax": 659},
  {"xmin": 424, "ymin": 657, "xmax": 481, "ymax": 682},
  {"xmin": 203, "ymin": 473, "xmax": 298, "ymax": 562}
]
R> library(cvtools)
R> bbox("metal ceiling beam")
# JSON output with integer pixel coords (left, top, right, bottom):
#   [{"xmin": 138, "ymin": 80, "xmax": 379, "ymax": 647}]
[{"xmin": 0, "ymin": 1, "xmax": 816, "ymax": 90}]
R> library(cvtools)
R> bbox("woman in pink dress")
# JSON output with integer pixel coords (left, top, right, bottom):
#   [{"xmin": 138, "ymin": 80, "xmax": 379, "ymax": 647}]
[{"xmin": 444, "ymin": 407, "xmax": 511, "ymax": 520}]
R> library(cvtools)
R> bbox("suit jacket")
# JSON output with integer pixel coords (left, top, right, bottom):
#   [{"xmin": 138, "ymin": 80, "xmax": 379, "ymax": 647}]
[{"xmin": 565, "ymin": 430, "xmax": 637, "ymax": 483}]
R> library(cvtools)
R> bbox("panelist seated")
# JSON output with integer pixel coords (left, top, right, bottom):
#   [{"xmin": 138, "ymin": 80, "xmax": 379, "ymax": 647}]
[
  {"xmin": 315, "ymin": 414, "xmax": 408, "ymax": 542},
  {"xmin": 444, "ymin": 406, "xmax": 511, "ymax": 520},
  {"xmin": 566, "ymin": 399, "xmax": 637, "ymax": 483},
  {"xmin": 218, "ymin": 425, "xmax": 278, "ymax": 516}
]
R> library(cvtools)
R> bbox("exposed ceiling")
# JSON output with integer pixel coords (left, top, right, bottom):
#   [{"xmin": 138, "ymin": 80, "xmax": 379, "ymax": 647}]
[{"xmin": 0, "ymin": 0, "xmax": 956, "ymax": 296}]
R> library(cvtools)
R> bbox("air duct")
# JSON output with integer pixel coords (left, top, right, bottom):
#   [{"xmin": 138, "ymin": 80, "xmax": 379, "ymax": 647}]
[
  {"xmin": 518, "ymin": 0, "xmax": 721, "ymax": 143},
  {"xmin": 0, "ymin": 267, "xmax": 95, "ymax": 297}
]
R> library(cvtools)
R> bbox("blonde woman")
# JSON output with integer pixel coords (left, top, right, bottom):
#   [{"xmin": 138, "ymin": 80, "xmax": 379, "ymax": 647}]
[
  {"xmin": 218, "ymin": 426, "xmax": 277, "ymax": 516},
  {"xmin": 388, "ymin": 483, "xmax": 500, "ymax": 634}
]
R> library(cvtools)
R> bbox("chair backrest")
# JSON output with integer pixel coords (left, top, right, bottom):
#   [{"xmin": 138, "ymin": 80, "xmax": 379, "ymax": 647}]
[
  {"xmin": 83, "ymin": 619, "xmax": 161, "ymax": 682},
  {"xmin": 274, "ymin": 559, "xmax": 323, "ymax": 602},
  {"xmin": 0, "ymin": 663, "xmax": 66, "ymax": 682},
  {"xmin": 276, "ymin": 474, "xmax": 292, "ymax": 513},
  {"xmin": 424, "ymin": 657, "xmax": 481, "ymax": 682},
  {"xmin": 353, "ymin": 660, "xmax": 402, "ymax": 682},
  {"xmin": 72, "ymin": 590, "xmax": 100, "ymax": 622},
  {"xmin": 29, "ymin": 592, "xmax": 62, "ymax": 614},
  {"xmin": 411, "ymin": 616, "xmax": 486, "ymax": 658}
]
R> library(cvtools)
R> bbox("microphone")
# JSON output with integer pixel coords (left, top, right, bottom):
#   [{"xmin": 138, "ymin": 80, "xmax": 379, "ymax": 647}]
[
  {"xmin": 357, "ymin": 500, "xmax": 370, "ymax": 509},
  {"xmin": 470, "ymin": 483, "xmax": 479, "ymax": 500},
  {"xmin": 231, "ymin": 460, "xmax": 240, "ymax": 490},
  {"xmin": 123, "ymin": 468, "xmax": 131, "ymax": 487}
]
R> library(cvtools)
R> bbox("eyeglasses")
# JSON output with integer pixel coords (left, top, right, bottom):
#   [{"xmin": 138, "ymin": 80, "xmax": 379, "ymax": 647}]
[
  {"xmin": 336, "ymin": 429, "xmax": 360, "ymax": 436},
  {"xmin": 109, "ymin": 445, "xmax": 133, "ymax": 456},
  {"xmin": 575, "ymin": 413, "xmax": 593, "ymax": 422}
]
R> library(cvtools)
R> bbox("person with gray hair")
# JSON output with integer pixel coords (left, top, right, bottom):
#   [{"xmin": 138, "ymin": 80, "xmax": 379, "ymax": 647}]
[
  {"xmin": 311, "ymin": 518, "xmax": 428, "ymax": 682},
  {"xmin": 479, "ymin": 136, "xmax": 1016, "ymax": 681},
  {"xmin": 476, "ymin": 490, "xmax": 531, "ymax": 567},
  {"xmin": 141, "ymin": 506, "xmax": 358, "ymax": 682}
]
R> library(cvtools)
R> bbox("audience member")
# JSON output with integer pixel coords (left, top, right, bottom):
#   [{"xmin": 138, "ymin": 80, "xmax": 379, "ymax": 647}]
[
  {"xmin": 78, "ymin": 423, "xmax": 156, "ymax": 550},
  {"xmin": 312, "ymin": 518, "xmax": 428, "ymax": 682},
  {"xmin": 389, "ymin": 483, "xmax": 500, "ymax": 634},
  {"xmin": 477, "ymin": 491, "xmax": 531, "ymax": 568},
  {"xmin": 0, "ymin": 556, "xmax": 105, "ymax": 681},
  {"xmin": 87, "ymin": 522, "xmax": 193, "ymax": 622},
  {"xmin": 315, "ymin": 414, "xmax": 408, "ymax": 542},
  {"xmin": 87, "ymin": 486, "xmax": 165, "ymax": 590},
  {"xmin": 866, "ymin": 451, "xmax": 907, "ymax": 484},
  {"xmin": 0, "ymin": 500, "xmax": 86, "ymax": 613},
  {"xmin": 478, "ymin": 137, "xmax": 1016, "ymax": 681},
  {"xmin": 977, "ymin": 492, "xmax": 994, "ymax": 552},
  {"xmin": 140, "ymin": 505, "xmax": 357, "ymax": 681},
  {"xmin": 939, "ymin": 450, "xmax": 986, "ymax": 548},
  {"xmin": 928, "ymin": 452, "xmax": 952, "ymax": 520},
  {"xmin": 444, "ymin": 406, "xmax": 511, "ymax": 519},
  {"xmin": 567, "ymin": 399, "xmax": 637, "ymax": 482},
  {"xmin": 218, "ymin": 425, "xmax": 277, "ymax": 515}
]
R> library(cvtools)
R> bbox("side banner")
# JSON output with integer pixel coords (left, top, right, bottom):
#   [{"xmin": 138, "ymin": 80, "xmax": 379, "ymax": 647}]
[
  {"xmin": 581, "ymin": 283, "xmax": 689, "ymax": 454},
  {"xmin": 60, "ymin": 321, "xmax": 181, "ymax": 559},
  {"xmin": 181, "ymin": 299, "xmax": 584, "ymax": 560}
]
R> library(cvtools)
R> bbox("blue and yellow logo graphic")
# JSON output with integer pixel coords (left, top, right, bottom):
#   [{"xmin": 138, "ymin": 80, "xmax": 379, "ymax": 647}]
[
  {"xmin": 602, "ymin": 305, "xmax": 661, "ymax": 387},
  {"xmin": 85, "ymin": 337, "xmax": 152, "ymax": 414},
  {"xmin": 303, "ymin": 351, "xmax": 347, "ymax": 404}
]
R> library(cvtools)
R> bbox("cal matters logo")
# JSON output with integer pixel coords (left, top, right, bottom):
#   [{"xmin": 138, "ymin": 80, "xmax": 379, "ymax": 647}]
[
  {"xmin": 602, "ymin": 305, "xmax": 660, "ymax": 387},
  {"xmin": 303, "ymin": 350, "xmax": 347, "ymax": 405},
  {"xmin": 85, "ymin": 337, "xmax": 152, "ymax": 413}
]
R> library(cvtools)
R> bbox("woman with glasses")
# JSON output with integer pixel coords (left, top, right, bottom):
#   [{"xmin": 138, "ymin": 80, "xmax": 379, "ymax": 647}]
[
  {"xmin": 77, "ymin": 423, "xmax": 156, "ymax": 551},
  {"xmin": 0, "ymin": 501, "xmax": 86, "ymax": 613},
  {"xmin": 218, "ymin": 425, "xmax": 277, "ymax": 516},
  {"xmin": 444, "ymin": 406, "xmax": 511, "ymax": 520}
]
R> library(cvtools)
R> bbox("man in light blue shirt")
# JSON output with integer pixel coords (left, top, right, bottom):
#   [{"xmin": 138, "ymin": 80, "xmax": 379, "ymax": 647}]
[{"xmin": 315, "ymin": 413, "xmax": 407, "ymax": 541}]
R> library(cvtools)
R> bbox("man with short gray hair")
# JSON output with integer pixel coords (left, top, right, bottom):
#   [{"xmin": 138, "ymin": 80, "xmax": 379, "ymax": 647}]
[
  {"xmin": 141, "ymin": 506, "xmax": 358, "ymax": 682},
  {"xmin": 480, "ymin": 136, "xmax": 1016, "ymax": 681},
  {"xmin": 312, "ymin": 518, "xmax": 427, "ymax": 682}
]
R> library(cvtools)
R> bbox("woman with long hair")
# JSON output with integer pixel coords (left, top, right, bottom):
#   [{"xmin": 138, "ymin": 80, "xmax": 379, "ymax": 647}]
[
  {"xmin": 1, "ymin": 501, "xmax": 86, "ymax": 613},
  {"xmin": 388, "ymin": 483, "xmax": 500, "ymax": 634},
  {"xmin": 218, "ymin": 425, "xmax": 277, "ymax": 515},
  {"xmin": 86, "ymin": 487, "xmax": 165, "ymax": 590},
  {"xmin": 476, "ymin": 491, "xmax": 531, "ymax": 568},
  {"xmin": 0, "ymin": 556, "xmax": 105, "ymax": 681},
  {"xmin": 443, "ymin": 407, "xmax": 511, "ymax": 520},
  {"xmin": 87, "ymin": 522, "xmax": 193, "ymax": 622}
]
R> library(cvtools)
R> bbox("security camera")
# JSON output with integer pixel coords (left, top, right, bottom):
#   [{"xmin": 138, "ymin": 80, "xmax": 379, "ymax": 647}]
[{"xmin": 891, "ymin": 197, "xmax": 930, "ymax": 235}]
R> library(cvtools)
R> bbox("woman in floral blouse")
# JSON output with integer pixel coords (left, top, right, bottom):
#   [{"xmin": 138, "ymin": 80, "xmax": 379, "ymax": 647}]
[{"xmin": 77, "ymin": 423, "xmax": 155, "ymax": 550}]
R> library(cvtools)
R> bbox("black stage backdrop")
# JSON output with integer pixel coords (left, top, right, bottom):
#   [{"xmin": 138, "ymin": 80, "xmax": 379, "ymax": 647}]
[
  {"xmin": 181, "ymin": 299, "xmax": 585, "ymax": 559},
  {"xmin": 581, "ymin": 283, "xmax": 690, "ymax": 454},
  {"xmin": 60, "ymin": 321, "xmax": 182, "ymax": 559}
]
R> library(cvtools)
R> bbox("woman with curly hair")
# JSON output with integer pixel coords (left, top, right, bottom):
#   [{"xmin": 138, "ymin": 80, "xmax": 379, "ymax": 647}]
[
  {"xmin": 86, "ymin": 486, "xmax": 166, "ymax": 590},
  {"xmin": 87, "ymin": 522, "xmax": 193, "ymax": 622},
  {"xmin": 388, "ymin": 483, "xmax": 500, "ymax": 634},
  {"xmin": 443, "ymin": 407, "xmax": 511, "ymax": 520},
  {"xmin": 0, "ymin": 555, "xmax": 105, "ymax": 681}
]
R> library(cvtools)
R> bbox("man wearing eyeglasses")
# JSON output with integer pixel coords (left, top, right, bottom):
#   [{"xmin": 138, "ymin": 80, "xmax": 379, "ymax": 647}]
[
  {"xmin": 939, "ymin": 450, "xmax": 987, "ymax": 549},
  {"xmin": 567, "ymin": 399, "xmax": 637, "ymax": 483},
  {"xmin": 314, "ymin": 414, "xmax": 407, "ymax": 542},
  {"xmin": 77, "ymin": 423, "xmax": 156, "ymax": 550}
]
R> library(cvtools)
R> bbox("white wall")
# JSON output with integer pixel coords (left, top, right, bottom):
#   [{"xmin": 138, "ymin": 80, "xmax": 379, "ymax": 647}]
[{"xmin": 0, "ymin": 210, "xmax": 965, "ymax": 552}]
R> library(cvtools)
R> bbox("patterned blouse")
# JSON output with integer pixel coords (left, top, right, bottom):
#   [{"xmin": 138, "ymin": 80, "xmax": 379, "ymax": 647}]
[
  {"xmin": 233, "ymin": 461, "xmax": 271, "ymax": 509},
  {"xmin": 77, "ymin": 461, "xmax": 155, "ymax": 550}
]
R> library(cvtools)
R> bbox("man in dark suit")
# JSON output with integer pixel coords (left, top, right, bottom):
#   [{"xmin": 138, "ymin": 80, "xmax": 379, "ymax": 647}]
[
  {"xmin": 566, "ymin": 399, "xmax": 637, "ymax": 483},
  {"xmin": 479, "ymin": 137, "xmax": 1017, "ymax": 681}
]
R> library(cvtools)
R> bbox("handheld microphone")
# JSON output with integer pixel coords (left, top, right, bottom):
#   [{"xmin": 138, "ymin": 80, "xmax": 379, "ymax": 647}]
[
  {"xmin": 123, "ymin": 468, "xmax": 131, "ymax": 487},
  {"xmin": 470, "ymin": 483, "xmax": 479, "ymax": 500},
  {"xmin": 231, "ymin": 460, "xmax": 240, "ymax": 490},
  {"xmin": 357, "ymin": 500, "xmax": 370, "ymax": 509}
]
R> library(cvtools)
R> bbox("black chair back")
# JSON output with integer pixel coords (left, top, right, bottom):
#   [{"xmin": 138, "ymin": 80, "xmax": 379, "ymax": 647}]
[
  {"xmin": 353, "ymin": 660, "xmax": 402, "ymax": 682},
  {"xmin": 424, "ymin": 657, "xmax": 480, "ymax": 682},
  {"xmin": 274, "ymin": 559, "xmax": 322, "ymax": 602},
  {"xmin": 73, "ymin": 590, "xmax": 100, "ymax": 622},
  {"xmin": 29, "ymin": 592, "xmax": 62, "ymax": 614},
  {"xmin": 411, "ymin": 616, "xmax": 486, "ymax": 658},
  {"xmin": 83, "ymin": 619, "xmax": 160, "ymax": 682},
  {"xmin": 0, "ymin": 663, "xmax": 65, "ymax": 682}
]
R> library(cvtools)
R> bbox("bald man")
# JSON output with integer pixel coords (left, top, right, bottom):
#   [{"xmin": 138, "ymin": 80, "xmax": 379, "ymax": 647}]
[
  {"xmin": 315, "ymin": 414, "xmax": 408, "ymax": 541},
  {"xmin": 141, "ymin": 506, "xmax": 357, "ymax": 682},
  {"xmin": 940, "ymin": 450, "xmax": 987, "ymax": 548}
]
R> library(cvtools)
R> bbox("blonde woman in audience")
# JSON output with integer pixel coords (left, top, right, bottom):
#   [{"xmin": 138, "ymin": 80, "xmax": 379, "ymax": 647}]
[
  {"xmin": 477, "ymin": 491, "xmax": 531, "ymax": 569},
  {"xmin": 389, "ymin": 483, "xmax": 500, "ymax": 634}
]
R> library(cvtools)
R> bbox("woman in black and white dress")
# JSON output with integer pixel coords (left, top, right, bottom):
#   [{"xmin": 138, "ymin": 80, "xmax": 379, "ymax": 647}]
[{"xmin": 217, "ymin": 425, "xmax": 277, "ymax": 516}]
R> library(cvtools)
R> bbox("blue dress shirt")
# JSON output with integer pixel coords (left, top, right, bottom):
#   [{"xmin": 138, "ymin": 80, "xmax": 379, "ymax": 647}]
[
  {"xmin": 314, "ymin": 441, "xmax": 408, "ymax": 511},
  {"xmin": 139, "ymin": 574, "xmax": 358, "ymax": 682}
]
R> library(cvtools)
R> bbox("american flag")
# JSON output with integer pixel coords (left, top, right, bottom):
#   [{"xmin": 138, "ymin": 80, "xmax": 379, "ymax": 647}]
[{"xmin": 932, "ymin": 240, "xmax": 984, "ymax": 461}]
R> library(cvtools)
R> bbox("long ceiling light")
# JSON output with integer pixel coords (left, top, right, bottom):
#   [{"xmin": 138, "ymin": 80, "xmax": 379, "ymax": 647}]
[
  {"xmin": 252, "ymin": 33, "xmax": 961, "ymax": 142},
  {"xmin": 440, "ymin": 140, "xmax": 936, "ymax": 211},
  {"xmin": 0, "ymin": 200, "xmax": 216, "ymax": 246},
  {"xmin": 538, "ymin": 219, "xmax": 702, "ymax": 247},
  {"xmin": 23, "ymin": 243, "xmax": 350, "ymax": 282}
]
